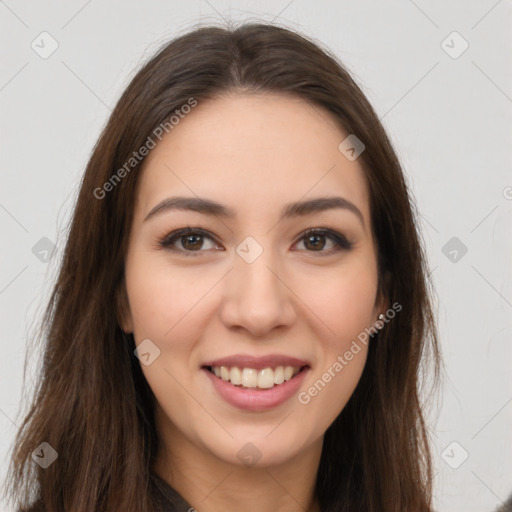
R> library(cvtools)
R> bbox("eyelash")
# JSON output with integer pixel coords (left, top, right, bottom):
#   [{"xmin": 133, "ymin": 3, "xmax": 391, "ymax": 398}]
[{"xmin": 159, "ymin": 226, "xmax": 354, "ymax": 257}]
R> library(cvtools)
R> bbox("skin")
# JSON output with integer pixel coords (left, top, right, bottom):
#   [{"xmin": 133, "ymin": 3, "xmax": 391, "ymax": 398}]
[{"xmin": 120, "ymin": 92, "xmax": 386, "ymax": 512}]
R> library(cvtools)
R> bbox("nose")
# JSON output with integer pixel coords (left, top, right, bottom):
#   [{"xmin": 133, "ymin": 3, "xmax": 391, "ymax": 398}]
[{"xmin": 219, "ymin": 248, "xmax": 296, "ymax": 338}]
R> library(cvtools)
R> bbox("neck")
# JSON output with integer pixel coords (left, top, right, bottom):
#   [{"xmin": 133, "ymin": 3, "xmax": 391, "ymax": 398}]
[{"xmin": 153, "ymin": 407, "xmax": 323, "ymax": 512}]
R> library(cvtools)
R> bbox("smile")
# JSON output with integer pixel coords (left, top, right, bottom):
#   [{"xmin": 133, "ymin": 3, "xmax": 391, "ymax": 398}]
[
  {"xmin": 202, "ymin": 364, "xmax": 310, "ymax": 411},
  {"xmin": 207, "ymin": 365, "xmax": 304, "ymax": 389}
]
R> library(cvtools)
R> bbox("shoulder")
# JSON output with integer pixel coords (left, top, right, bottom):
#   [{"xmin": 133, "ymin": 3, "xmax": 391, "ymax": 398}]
[{"xmin": 15, "ymin": 476, "xmax": 192, "ymax": 512}]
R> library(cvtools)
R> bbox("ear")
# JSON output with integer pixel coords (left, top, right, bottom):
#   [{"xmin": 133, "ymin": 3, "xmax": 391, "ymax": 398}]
[{"xmin": 115, "ymin": 277, "xmax": 133, "ymax": 333}]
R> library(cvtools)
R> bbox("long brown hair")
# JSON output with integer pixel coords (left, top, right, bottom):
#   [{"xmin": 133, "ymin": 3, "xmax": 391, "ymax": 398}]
[{"xmin": 4, "ymin": 22, "xmax": 441, "ymax": 511}]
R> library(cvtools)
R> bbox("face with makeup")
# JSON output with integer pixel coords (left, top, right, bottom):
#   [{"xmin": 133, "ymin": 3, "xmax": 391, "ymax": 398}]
[{"xmin": 120, "ymin": 92, "xmax": 384, "ymax": 489}]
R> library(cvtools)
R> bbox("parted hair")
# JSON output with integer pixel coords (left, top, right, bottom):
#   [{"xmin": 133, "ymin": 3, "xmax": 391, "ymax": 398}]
[{"xmin": 4, "ymin": 21, "xmax": 441, "ymax": 512}]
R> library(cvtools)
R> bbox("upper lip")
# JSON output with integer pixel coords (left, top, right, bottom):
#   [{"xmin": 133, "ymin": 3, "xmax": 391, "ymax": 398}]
[{"xmin": 202, "ymin": 354, "xmax": 310, "ymax": 371}]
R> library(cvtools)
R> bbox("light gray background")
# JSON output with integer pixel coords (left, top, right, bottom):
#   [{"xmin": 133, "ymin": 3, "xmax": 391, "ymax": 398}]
[{"xmin": 1, "ymin": 1, "xmax": 511, "ymax": 511}]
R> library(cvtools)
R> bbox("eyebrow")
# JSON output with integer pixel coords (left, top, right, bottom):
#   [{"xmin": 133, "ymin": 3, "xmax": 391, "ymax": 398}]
[{"xmin": 144, "ymin": 195, "xmax": 365, "ymax": 227}]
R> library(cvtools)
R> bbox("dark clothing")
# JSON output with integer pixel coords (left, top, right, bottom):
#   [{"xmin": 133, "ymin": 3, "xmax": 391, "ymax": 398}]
[
  {"xmin": 20, "ymin": 474, "xmax": 194, "ymax": 512},
  {"xmin": 151, "ymin": 472, "xmax": 194, "ymax": 511}
]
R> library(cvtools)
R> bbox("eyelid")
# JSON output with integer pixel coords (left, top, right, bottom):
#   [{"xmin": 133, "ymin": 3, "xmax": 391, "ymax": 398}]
[
  {"xmin": 159, "ymin": 227, "xmax": 221, "ymax": 255},
  {"xmin": 297, "ymin": 228, "xmax": 353, "ymax": 252},
  {"xmin": 159, "ymin": 226, "xmax": 354, "ymax": 256}
]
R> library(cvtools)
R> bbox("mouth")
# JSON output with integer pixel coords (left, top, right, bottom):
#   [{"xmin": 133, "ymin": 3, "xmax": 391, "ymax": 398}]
[{"xmin": 202, "ymin": 364, "xmax": 310, "ymax": 390}]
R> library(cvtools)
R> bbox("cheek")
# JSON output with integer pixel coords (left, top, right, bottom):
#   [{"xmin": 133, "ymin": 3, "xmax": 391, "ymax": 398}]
[
  {"xmin": 298, "ymin": 344, "xmax": 368, "ymax": 436},
  {"xmin": 124, "ymin": 257, "xmax": 210, "ymax": 420},
  {"xmin": 305, "ymin": 259, "xmax": 379, "ymax": 344},
  {"xmin": 125, "ymin": 254, "xmax": 214, "ymax": 340},
  {"xmin": 296, "ymin": 261, "xmax": 377, "ymax": 418}
]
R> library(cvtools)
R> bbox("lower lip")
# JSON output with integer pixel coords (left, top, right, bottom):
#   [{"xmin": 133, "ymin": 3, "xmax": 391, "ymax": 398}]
[{"xmin": 202, "ymin": 367, "xmax": 310, "ymax": 412}]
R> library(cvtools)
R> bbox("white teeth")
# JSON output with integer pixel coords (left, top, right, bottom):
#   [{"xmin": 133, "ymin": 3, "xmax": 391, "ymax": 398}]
[
  {"xmin": 257, "ymin": 368, "xmax": 275, "ymax": 389},
  {"xmin": 284, "ymin": 366, "xmax": 294, "ymax": 381},
  {"xmin": 230, "ymin": 366, "xmax": 242, "ymax": 385},
  {"xmin": 220, "ymin": 366, "xmax": 230, "ymax": 381},
  {"xmin": 241, "ymin": 368, "xmax": 258, "ymax": 388},
  {"xmin": 274, "ymin": 366, "xmax": 284, "ymax": 385},
  {"xmin": 209, "ymin": 365, "xmax": 302, "ymax": 389}
]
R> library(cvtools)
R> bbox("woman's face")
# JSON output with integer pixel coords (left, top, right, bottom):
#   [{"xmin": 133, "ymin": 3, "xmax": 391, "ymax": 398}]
[{"xmin": 121, "ymin": 93, "xmax": 384, "ymax": 468}]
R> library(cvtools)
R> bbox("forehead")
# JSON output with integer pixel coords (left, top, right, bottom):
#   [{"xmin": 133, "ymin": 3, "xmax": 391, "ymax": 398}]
[{"xmin": 135, "ymin": 93, "xmax": 371, "ymax": 224}]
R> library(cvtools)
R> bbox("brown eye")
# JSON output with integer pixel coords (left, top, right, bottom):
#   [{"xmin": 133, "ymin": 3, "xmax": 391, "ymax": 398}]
[
  {"xmin": 302, "ymin": 233, "xmax": 328, "ymax": 251},
  {"xmin": 160, "ymin": 228, "xmax": 220, "ymax": 256},
  {"xmin": 160, "ymin": 227, "xmax": 353, "ymax": 257},
  {"xmin": 295, "ymin": 229, "xmax": 353, "ymax": 253},
  {"xmin": 180, "ymin": 233, "xmax": 205, "ymax": 251}
]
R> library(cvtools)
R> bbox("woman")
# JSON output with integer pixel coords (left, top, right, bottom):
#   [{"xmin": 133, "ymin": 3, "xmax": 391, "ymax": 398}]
[{"xmin": 4, "ymin": 22, "xmax": 441, "ymax": 511}]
